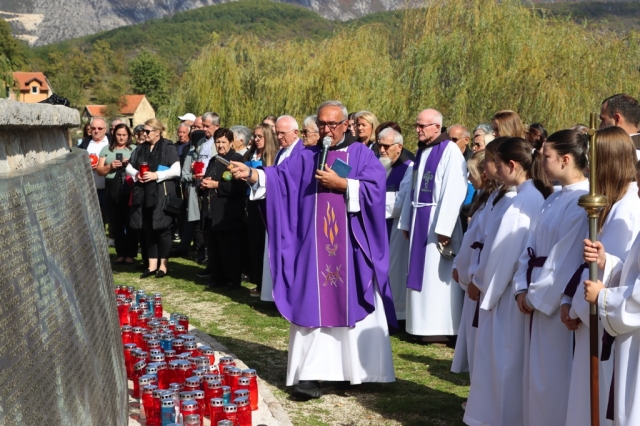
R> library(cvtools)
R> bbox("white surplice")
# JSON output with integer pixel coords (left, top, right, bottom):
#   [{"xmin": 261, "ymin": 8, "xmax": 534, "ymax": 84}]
[
  {"xmin": 387, "ymin": 165, "xmax": 413, "ymax": 320},
  {"xmin": 399, "ymin": 142, "xmax": 468, "ymax": 336},
  {"xmin": 260, "ymin": 139, "xmax": 301, "ymax": 301},
  {"xmin": 513, "ymin": 179, "xmax": 589, "ymax": 426},
  {"xmin": 464, "ymin": 180, "xmax": 544, "ymax": 426},
  {"xmin": 565, "ymin": 183, "xmax": 640, "ymax": 426},
  {"xmin": 251, "ymin": 142, "xmax": 395, "ymax": 386},
  {"xmin": 451, "ymin": 190, "xmax": 497, "ymax": 374},
  {"xmin": 598, "ymin": 233, "xmax": 640, "ymax": 426}
]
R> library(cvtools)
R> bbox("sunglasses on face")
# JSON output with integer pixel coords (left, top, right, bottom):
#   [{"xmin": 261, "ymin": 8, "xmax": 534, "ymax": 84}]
[{"xmin": 91, "ymin": 127, "xmax": 105, "ymax": 131}]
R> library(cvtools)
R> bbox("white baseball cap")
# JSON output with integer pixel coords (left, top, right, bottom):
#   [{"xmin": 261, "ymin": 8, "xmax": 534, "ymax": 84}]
[{"xmin": 178, "ymin": 113, "xmax": 196, "ymax": 122}]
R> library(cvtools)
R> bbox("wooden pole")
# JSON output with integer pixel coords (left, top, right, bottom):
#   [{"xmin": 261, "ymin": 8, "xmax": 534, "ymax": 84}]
[{"xmin": 578, "ymin": 112, "xmax": 607, "ymax": 426}]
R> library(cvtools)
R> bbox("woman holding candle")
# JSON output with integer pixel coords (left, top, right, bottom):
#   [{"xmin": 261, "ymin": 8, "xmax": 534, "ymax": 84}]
[
  {"xmin": 97, "ymin": 123, "xmax": 137, "ymax": 265},
  {"xmin": 127, "ymin": 118, "xmax": 181, "ymax": 279}
]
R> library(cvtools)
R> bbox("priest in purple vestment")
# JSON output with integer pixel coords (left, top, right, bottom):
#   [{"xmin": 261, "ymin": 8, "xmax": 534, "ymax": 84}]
[{"xmin": 230, "ymin": 100, "xmax": 397, "ymax": 400}]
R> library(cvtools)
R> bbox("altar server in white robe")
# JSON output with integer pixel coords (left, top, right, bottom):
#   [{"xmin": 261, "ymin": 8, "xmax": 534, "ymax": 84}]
[
  {"xmin": 513, "ymin": 129, "xmax": 589, "ymax": 426},
  {"xmin": 585, "ymin": 216, "xmax": 640, "ymax": 425},
  {"xmin": 451, "ymin": 149, "xmax": 499, "ymax": 374},
  {"xmin": 379, "ymin": 127, "xmax": 413, "ymax": 320},
  {"xmin": 464, "ymin": 137, "xmax": 553, "ymax": 426},
  {"xmin": 399, "ymin": 109, "xmax": 467, "ymax": 339},
  {"xmin": 564, "ymin": 128, "xmax": 640, "ymax": 426}
]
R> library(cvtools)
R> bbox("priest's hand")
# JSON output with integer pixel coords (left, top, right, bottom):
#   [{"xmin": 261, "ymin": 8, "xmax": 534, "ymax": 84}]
[
  {"xmin": 315, "ymin": 165, "xmax": 347, "ymax": 191},
  {"xmin": 584, "ymin": 279, "xmax": 605, "ymax": 304},
  {"xmin": 467, "ymin": 282, "xmax": 480, "ymax": 301},
  {"xmin": 560, "ymin": 303, "xmax": 581, "ymax": 331},
  {"xmin": 201, "ymin": 177, "xmax": 218, "ymax": 189},
  {"xmin": 437, "ymin": 234, "xmax": 451, "ymax": 246},
  {"xmin": 583, "ymin": 239, "xmax": 606, "ymax": 270},
  {"xmin": 452, "ymin": 268, "xmax": 459, "ymax": 283},
  {"xmin": 516, "ymin": 293, "xmax": 533, "ymax": 314}
]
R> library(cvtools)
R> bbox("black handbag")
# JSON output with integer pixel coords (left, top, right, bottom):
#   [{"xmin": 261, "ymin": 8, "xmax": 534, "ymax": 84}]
[{"xmin": 162, "ymin": 181, "xmax": 183, "ymax": 216}]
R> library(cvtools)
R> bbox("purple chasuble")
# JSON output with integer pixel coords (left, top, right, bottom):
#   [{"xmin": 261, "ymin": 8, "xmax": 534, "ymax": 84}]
[
  {"xmin": 385, "ymin": 159, "xmax": 411, "ymax": 238},
  {"xmin": 261, "ymin": 142, "xmax": 398, "ymax": 331},
  {"xmin": 406, "ymin": 142, "xmax": 450, "ymax": 291}
]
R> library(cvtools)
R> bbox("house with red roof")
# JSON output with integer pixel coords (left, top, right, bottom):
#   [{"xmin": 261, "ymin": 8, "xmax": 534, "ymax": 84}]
[
  {"xmin": 9, "ymin": 72, "xmax": 52, "ymax": 103},
  {"xmin": 82, "ymin": 94, "xmax": 155, "ymax": 128}
]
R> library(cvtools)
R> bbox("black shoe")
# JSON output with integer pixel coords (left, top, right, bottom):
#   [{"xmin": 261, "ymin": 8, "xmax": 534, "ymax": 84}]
[
  {"xmin": 155, "ymin": 270, "xmax": 167, "ymax": 278},
  {"xmin": 196, "ymin": 269, "xmax": 212, "ymax": 278},
  {"xmin": 206, "ymin": 281, "xmax": 220, "ymax": 288},
  {"xmin": 196, "ymin": 256, "xmax": 207, "ymax": 264},
  {"xmin": 292, "ymin": 381, "xmax": 322, "ymax": 400},
  {"xmin": 140, "ymin": 269, "xmax": 157, "ymax": 279}
]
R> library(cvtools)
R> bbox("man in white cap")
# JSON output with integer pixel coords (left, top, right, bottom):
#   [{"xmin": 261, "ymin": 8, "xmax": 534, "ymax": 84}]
[{"xmin": 179, "ymin": 113, "xmax": 196, "ymax": 127}]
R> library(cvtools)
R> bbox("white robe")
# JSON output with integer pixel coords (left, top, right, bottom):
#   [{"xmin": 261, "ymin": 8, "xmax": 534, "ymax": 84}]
[
  {"xmin": 251, "ymin": 142, "xmax": 395, "ymax": 385},
  {"xmin": 513, "ymin": 179, "xmax": 589, "ymax": 426},
  {"xmin": 464, "ymin": 180, "xmax": 544, "ymax": 426},
  {"xmin": 451, "ymin": 190, "xmax": 497, "ymax": 375},
  {"xmin": 399, "ymin": 142, "xmax": 468, "ymax": 336},
  {"xmin": 565, "ymin": 183, "xmax": 640, "ymax": 426},
  {"xmin": 387, "ymin": 164, "xmax": 413, "ymax": 320}
]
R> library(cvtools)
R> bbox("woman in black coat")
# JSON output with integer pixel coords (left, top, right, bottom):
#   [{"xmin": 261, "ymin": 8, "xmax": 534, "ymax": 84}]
[
  {"xmin": 199, "ymin": 128, "xmax": 247, "ymax": 289},
  {"xmin": 127, "ymin": 118, "xmax": 181, "ymax": 279}
]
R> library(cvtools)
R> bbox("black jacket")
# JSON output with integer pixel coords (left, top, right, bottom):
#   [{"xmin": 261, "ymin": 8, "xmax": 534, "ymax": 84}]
[
  {"xmin": 201, "ymin": 149, "xmax": 246, "ymax": 231},
  {"xmin": 129, "ymin": 138, "xmax": 180, "ymax": 231}
]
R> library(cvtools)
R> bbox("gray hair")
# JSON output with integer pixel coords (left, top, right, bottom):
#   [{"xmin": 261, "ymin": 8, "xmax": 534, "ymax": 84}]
[
  {"xmin": 177, "ymin": 122, "xmax": 191, "ymax": 132},
  {"xmin": 449, "ymin": 124, "xmax": 470, "ymax": 138},
  {"xmin": 378, "ymin": 127, "xmax": 403, "ymax": 145},
  {"xmin": 317, "ymin": 100, "xmax": 348, "ymax": 120},
  {"xmin": 230, "ymin": 125, "xmax": 252, "ymax": 147},
  {"xmin": 275, "ymin": 115, "xmax": 299, "ymax": 130},
  {"xmin": 202, "ymin": 111, "xmax": 220, "ymax": 126},
  {"xmin": 302, "ymin": 115, "xmax": 318, "ymax": 131},
  {"xmin": 473, "ymin": 123, "xmax": 492, "ymax": 135},
  {"xmin": 90, "ymin": 117, "xmax": 106, "ymax": 127},
  {"xmin": 133, "ymin": 124, "xmax": 145, "ymax": 134}
]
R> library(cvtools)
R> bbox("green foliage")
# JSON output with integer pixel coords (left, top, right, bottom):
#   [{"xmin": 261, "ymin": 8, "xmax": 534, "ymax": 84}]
[
  {"xmin": 162, "ymin": 0, "xmax": 640, "ymax": 146},
  {"xmin": 129, "ymin": 50, "xmax": 170, "ymax": 109},
  {"xmin": 0, "ymin": 19, "xmax": 26, "ymax": 69}
]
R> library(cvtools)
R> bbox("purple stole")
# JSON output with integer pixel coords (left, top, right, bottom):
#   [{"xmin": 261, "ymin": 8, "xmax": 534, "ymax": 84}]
[
  {"xmin": 315, "ymin": 151, "xmax": 350, "ymax": 326},
  {"xmin": 385, "ymin": 160, "xmax": 411, "ymax": 238},
  {"xmin": 406, "ymin": 142, "xmax": 449, "ymax": 291}
]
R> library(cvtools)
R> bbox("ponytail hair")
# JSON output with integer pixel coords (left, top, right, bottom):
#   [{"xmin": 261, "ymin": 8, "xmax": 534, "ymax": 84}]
[
  {"xmin": 594, "ymin": 126, "xmax": 636, "ymax": 232},
  {"xmin": 497, "ymin": 137, "xmax": 554, "ymax": 199},
  {"xmin": 484, "ymin": 137, "xmax": 510, "ymax": 206},
  {"xmin": 545, "ymin": 129, "xmax": 589, "ymax": 172}
]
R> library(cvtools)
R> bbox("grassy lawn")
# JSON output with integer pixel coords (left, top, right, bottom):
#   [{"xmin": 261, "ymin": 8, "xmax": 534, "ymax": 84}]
[{"xmin": 111, "ymin": 250, "xmax": 469, "ymax": 425}]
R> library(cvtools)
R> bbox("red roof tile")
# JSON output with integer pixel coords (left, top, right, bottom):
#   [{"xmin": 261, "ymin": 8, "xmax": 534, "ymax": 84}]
[
  {"xmin": 13, "ymin": 72, "xmax": 49, "ymax": 91},
  {"xmin": 120, "ymin": 94, "xmax": 145, "ymax": 115},
  {"xmin": 85, "ymin": 105, "xmax": 107, "ymax": 117}
]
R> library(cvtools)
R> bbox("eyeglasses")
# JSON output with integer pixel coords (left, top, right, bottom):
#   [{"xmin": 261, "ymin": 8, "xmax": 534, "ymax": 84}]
[
  {"xmin": 472, "ymin": 142, "xmax": 483, "ymax": 148},
  {"xmin": 316, "ymin": 119, "xmax": 346, "ymax": 130},
  {"xmin": 415, "ymin": 123, "xmax": 438, "ymax": 131},
  {"xmin": 378, "ymin": 143, "xmax": 399, "ymax": 150},
  {"xmin": 91, "ymin": 127, "xmax": 105, "ymax": 131},
  {"xmin": 301, "ymin": 130, "xmax": 319, "ymax": 136},
  {"xmin": 451, "ymin": 136, "xmax": 468, "ymax": 143},
  {"xmin": 275, "ymin": 129, "xmax": 296, "ymax": 137},
  {"xmin": 253, "ymin": 134, "xmax": 264, "ymax": 140},
  {"xmin": 143, "ymin": 129, "xmax": 155, "ymax": 135}
]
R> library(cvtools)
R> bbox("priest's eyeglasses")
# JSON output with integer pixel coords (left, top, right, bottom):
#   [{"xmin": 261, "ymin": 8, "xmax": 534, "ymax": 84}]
[
  {"xmin": 415, "ymin": 123, "xmax": 438, "ymax": 130},
  {"xmin": 378, "ymin": 143, "xmax": 398, "ymax": 150},
  {"xmin": 316, "ymin": 119, "xmax": 346, "ymax": 130}
]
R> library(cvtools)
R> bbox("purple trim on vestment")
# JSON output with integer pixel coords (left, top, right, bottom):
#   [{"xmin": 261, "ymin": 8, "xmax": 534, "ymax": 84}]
[{"xmin": 406, "ymin": 142, "xmax": 449, "ymax": 291}]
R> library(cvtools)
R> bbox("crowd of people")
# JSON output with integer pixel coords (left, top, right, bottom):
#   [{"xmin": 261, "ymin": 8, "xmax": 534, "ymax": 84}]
[{"xmin": 80, "ymin": 93, "xmax": 640, "ymax": 425}]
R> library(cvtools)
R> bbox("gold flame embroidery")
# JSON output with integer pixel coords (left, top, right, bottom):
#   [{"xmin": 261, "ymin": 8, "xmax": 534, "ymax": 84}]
[{"xmin": 324, "ymin": 201, "xmax": 339, "ymax": 255}]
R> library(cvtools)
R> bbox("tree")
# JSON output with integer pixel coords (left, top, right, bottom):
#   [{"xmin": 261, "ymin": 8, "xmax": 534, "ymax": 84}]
[
  {"xmin": 0, "ymin": 19, "xmax": 26, "ymax": 69},
  {"xmin": 129, "ymin": 50, "xmax": 170, "ymax": 109}
]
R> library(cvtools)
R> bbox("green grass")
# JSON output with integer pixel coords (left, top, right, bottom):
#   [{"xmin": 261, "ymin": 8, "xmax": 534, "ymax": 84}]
[{"xmin": 110, "ymin": 249, "xmax": 468, "ymax": 425}]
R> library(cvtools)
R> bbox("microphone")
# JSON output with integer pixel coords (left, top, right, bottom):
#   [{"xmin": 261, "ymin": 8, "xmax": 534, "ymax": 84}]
[{"xmin": 319, "ymin": 136, "xmax": 331, "ymax": 171}]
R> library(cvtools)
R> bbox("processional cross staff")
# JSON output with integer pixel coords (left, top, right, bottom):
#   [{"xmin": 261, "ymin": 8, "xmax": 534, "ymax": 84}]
[{"xmin": 578, "ymin": 112, "xmax": 608, "ymax": 426}]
